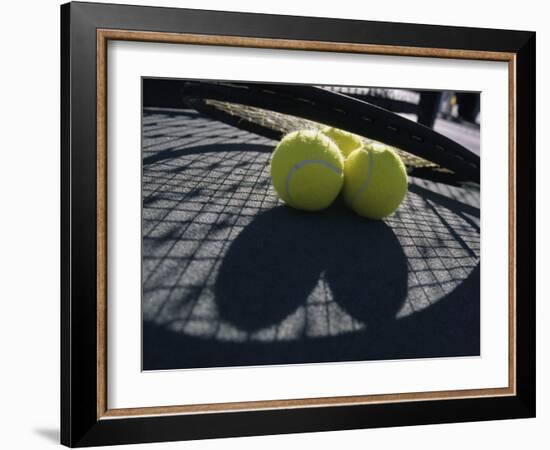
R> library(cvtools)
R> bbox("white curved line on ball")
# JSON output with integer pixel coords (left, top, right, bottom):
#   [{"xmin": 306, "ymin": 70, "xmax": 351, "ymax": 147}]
[
  {"xmin": 351, "ymin": 150, "xmax": 375, "ymax": 207},
  {"xmin": 285, "ymin": 159, "xmax": 342, "ymax": 204}
]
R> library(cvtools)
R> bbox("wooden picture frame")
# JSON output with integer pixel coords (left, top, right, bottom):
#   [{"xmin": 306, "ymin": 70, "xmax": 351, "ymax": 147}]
[{"xmin": 61, "ymin": 1, "xmax": 535, "ymax": 446}]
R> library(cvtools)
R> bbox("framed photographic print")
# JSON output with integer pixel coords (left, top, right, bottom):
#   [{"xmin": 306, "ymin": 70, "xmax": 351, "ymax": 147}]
[{"xmin": 61, "ymin": 1, "xmax": 536, "ymax": 447}]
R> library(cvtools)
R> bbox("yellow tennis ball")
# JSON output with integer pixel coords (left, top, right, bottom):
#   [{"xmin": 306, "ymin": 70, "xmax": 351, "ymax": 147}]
[
  {"xmin": 270, "ymin": 130, "xmax": 344, "ymax": 211},
  {"xmin": 321, "ymin": 126, "xmax": 364, "ymax": 159},
  {"xmin": 343, "ymin": 143, "xmax": 408, "ymax": 219}
]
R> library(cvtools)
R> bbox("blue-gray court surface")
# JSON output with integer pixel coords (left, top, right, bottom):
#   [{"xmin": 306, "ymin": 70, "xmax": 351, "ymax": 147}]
[{"xmin": 142, "ymin": 107, "xmax": 480, "ymax": 370}]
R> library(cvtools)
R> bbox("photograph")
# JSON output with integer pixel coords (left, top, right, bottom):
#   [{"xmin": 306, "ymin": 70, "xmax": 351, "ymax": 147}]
[{"xmin": 141, "ymin": 79, "xmax": 481, "ymax": 371}]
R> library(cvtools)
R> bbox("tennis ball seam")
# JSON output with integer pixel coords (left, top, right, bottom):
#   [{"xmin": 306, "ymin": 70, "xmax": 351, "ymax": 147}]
[
  {"xmin": 285, "ymin": 159, "xmax": 343, "ymax": 204},
  {"xmin": 350, "ymin": 150, "xmax": 375, "ymax": 207}
]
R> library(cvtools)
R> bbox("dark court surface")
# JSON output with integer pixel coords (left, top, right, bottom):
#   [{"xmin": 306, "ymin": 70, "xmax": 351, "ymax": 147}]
[{"xmin": 142, "ymin": 107, "xmax": 480, "ymax": 370}]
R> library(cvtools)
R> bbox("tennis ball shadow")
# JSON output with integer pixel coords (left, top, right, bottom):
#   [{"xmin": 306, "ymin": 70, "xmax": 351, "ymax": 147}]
[
  {"xmin": 214, "ymin": 205, "xmax": 408, "ymax": 332},
  {"xmin": 322, "ymin": 209, "xmax": 408, "ymax": 331},
  {"xmin": 215, "ymin": 207, "xmax": 323, "ymax": 331}
]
